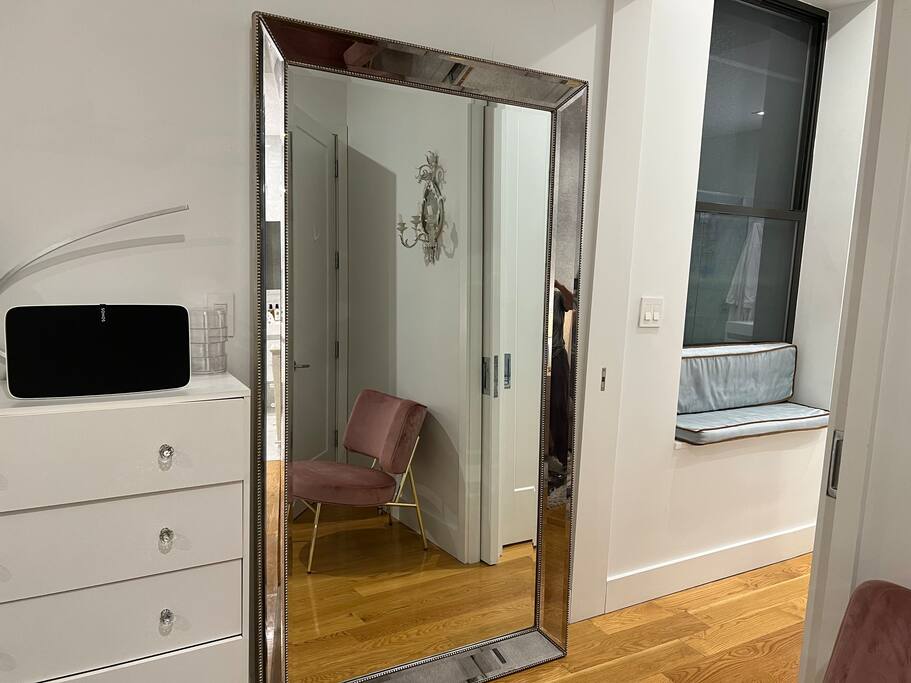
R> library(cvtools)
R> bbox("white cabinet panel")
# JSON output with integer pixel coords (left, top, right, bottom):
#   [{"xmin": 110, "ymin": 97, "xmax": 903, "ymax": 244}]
[
  {"xmin": 0, "ymin": 560, "xmax": 242, "ymax": 683},
  {"xmin": 56, "ymin": 637, "xmax": 248, "ymax": 683},
  {"xmin": 0, "ymin": 483, "xmax": 243, "ymax": 603},
  {"xmin": 0, "ymin": 397, "xmax": 247, "ymax": 513}
]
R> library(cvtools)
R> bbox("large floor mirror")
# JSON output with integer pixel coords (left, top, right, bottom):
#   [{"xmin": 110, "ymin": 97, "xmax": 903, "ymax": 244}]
[{"xmin": 253, "ymin": 14, "xmax": 588, "ymax": 682}]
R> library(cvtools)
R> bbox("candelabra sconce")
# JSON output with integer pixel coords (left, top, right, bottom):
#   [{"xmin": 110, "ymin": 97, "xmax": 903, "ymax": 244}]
[{"xmin": 396, "ymin": 151, "xmax": 446, "ymax": 265}]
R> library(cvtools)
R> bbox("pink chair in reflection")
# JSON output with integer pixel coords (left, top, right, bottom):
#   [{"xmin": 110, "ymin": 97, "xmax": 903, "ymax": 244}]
[{"xmin": 290, "ymin": 389, "xmax": 428, "ymax": 573}]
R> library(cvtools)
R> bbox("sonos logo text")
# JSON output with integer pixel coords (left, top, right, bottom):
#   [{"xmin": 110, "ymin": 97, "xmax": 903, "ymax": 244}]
[{"xmin": 100, "ymin": 306, "xmax": 106, "ymax": 323}]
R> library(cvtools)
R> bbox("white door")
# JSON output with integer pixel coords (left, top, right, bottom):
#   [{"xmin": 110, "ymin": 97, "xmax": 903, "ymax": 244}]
[
  {"xmin": 483, "ymin": 104, "xmax": 551, "ymax": 556},
  {"xmin": 800, "ymin": 8, "xmax": 911, "ymax": 679},
  {"xmin": 290, "ymin": 107, "xmax": 338, "ymax": 464}
]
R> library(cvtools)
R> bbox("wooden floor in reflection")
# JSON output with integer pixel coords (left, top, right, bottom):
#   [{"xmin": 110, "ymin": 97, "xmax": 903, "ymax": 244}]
[{"xmin": 285, "ymin": 496, "xmax": 536, "ymax": 683}]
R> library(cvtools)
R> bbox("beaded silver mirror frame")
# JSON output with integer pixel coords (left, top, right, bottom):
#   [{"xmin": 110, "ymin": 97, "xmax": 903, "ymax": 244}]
[{"xmin": 252, "ymin": 12, "xmax": 589, "ymax": 682}]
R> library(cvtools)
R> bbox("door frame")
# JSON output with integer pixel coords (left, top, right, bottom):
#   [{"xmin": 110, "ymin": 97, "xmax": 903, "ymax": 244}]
[
  {"xmin": 481, "ymin": 101, "xmax": 503, "ymax": 564},
  {"xmin": 335, "ymin": 122, "xmax": 349, "ymax": 464},
  {"xmin": 462, "ymin": 100, "xmax": 485, "ymax": 565},
  {"xmin": 289, "ymin": 103, "xmax": 348, "ymax": 463}
]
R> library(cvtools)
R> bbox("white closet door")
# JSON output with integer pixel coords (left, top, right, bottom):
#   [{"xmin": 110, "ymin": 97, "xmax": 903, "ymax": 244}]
[
  {"xmin": 290, "ymin": 106, "xmax": 338, "ymax": 465},
  {"xmin": 497, "ymin": 106, "xmax": 550, "ymax": 547},
  {"xmin": 481, "ymin": 103, "xmax": 551, "ymax": 560}
]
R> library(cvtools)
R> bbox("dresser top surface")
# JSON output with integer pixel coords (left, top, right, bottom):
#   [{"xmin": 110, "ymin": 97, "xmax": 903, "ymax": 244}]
[{"xmin": 0, "ymin": 373, "xmax": 250, "ymax": 417}]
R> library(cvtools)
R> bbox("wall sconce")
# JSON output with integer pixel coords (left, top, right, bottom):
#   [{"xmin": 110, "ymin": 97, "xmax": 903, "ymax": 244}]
[{"xmin": 396, "ymin": 151, "xmax": 446, "ymax": 265}]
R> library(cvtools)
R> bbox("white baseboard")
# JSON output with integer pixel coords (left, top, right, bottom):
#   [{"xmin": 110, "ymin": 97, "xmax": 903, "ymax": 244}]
[{"xmin": 603, "ymin": 523, "xmax": 816, "ymax": 612}]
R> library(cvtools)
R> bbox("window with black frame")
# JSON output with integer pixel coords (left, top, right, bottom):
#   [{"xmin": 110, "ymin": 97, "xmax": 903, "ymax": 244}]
[{"xmin": 684, "ymin": 0, "xmax": 826, "ymax": 346}]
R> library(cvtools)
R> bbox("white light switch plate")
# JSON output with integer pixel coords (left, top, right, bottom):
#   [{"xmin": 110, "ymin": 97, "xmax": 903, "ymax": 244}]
[
  {"xmin": 206, "ymin": 292, "xmax": 235, "ymax": 337},
  {"xmin": 639, "ymin": 296, "xmax": 664, "ymax": 328}
]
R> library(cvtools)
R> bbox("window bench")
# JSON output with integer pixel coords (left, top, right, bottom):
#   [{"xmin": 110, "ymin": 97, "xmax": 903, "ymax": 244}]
[{"xmin": 675, "ymin": 343, "xmax": 829, "ymax": 446}]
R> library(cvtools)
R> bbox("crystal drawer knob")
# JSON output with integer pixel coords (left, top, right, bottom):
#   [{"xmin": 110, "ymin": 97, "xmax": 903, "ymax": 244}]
[
  {"xmin": 159, "ymin": 527, "xmax": 175, "ymax": 552},
  {"xmin": 158, "ymin": 444, "xmax": 174, "ymax": 466},
  {"xmin": 159, "ymin": 609, "xmax": 174, "ymax": 633}
]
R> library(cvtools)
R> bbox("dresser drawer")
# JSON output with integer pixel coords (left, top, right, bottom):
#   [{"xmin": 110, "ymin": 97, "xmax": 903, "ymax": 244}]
[
  {"xmin": 56, "ymin": 637, "xmax": 248, "ymax": 683},
  {"xmin": 0, "ymin": 483, "xmax": 243, "ymax": 604},
  {"xmin": 0, "ymin": 397, "xmax": 248, "ymax": 513},
  {"xmin": 0, "ymin": 560, "xmax": 242, "ymax": 683}
]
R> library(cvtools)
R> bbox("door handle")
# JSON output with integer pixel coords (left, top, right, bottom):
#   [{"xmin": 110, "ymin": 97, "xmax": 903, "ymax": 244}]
[
  {"xmin": 827, "ymin": 429, "xmax": 844, "ymax": 499},
  {"xmin": 293, "ymin": 362, "xmax": 311, "ymax": 370}
]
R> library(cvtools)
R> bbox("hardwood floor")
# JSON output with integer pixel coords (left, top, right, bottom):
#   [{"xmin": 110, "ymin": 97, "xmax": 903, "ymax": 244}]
[
  {"xmin": 286, "ymin": 504, "xmax": 536, "ymax": 683},
  {"xmin": 268, "ymin": 461, "xmax": 812, "ymax": 682},
  {"xmin": 501, "ymin": 553, "xmax": 812, "ymax": 682}
]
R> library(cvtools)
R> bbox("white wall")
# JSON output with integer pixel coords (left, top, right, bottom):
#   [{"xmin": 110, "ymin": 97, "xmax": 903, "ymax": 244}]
[
  {"xmin": 0, "ymin": 0, "xmax": 612, "ymax": 399},
  {"xmin": 794, "ymin": 1, "xmax": 879, "ymax": 411},
  {"xmin": 345, "ymin": 79, "xmax": 474, "ymax": 561},
  {"xmin": 573, "ymin": 0, "xmax": 877, "ymax": 620},
  {"xmin": 573, "ymin": 0, "xmax": 715, "ymax": 620}
]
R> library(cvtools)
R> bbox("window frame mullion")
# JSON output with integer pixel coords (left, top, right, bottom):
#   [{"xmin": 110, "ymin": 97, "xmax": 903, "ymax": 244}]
[{"xmin": 693, "ymin": 201, "xmax": 806, "ymax": 223}]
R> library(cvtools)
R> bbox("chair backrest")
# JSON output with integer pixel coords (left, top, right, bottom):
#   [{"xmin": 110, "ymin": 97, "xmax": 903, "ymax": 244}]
[{"xmin": 343, "ymin": 389, "xmax": 427, "ymax": 475}]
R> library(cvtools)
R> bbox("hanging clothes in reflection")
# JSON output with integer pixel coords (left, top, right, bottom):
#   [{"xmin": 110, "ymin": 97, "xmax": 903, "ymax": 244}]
[{"xmin": 548, "ymin": 280, "xmax": 575, "ymax": 498}]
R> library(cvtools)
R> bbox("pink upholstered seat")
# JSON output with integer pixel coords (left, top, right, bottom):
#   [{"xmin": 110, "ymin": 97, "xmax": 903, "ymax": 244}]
[
  {"xmin": 290, "ymin": 389, "xmax": 427, "ymax": 506},
  {"xmin": 824, "ymin": 580, "xmax": 911, "ymax": 682},
  {"xmin": 291, "ymin": 389, "xmax": 429, "ymax": 573},
  {"xmin": 291, "ymin": 460, "xmax": 396, "ymax": 506}
]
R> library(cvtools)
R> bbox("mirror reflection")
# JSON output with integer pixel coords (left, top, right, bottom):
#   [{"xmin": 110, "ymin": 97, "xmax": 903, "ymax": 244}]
[{"xmin": 265, "ymin": 65, "xmax": 561, "ymax": 682}]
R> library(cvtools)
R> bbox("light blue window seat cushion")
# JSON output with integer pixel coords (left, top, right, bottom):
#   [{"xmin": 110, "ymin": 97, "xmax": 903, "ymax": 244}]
[
  {"xmin": 677, "ymin": 343, "xmax": 829, "ymax": 445},
  {"xmin": 676, "ymin": 402, "xmax": 829, "ymax": 445}
]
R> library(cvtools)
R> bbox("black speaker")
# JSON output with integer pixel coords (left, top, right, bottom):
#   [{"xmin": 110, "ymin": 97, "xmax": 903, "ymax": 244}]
[{"xmin": 4, "ymin": 304, "xmax": 190, "ymax": 399}]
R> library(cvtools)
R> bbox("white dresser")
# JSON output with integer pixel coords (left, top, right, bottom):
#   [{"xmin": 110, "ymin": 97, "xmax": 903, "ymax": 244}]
[{"xmin": 0, "ymin": 374, "xmax": 250, "ymax": 683}]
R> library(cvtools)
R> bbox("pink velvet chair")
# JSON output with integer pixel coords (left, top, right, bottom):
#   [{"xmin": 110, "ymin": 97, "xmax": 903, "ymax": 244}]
[
  {"xmin": 824, "ymin": 580, "xmax": 911, "ymax": 682},
  {"xmin": 290, "ymin": 389, "xmax": 428, "ymax": 573}
]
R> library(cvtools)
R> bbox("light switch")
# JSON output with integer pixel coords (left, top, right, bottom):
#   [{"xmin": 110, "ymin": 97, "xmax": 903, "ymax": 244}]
[{"xmin": 638, "ymin": 296, "xmax": 664, "ymax": 328}]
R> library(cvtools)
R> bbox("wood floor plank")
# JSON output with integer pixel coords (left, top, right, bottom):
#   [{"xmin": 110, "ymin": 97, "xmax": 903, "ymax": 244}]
[
  {"xmin": 689, "ymin": 575, "xmax": 811, "ymax": 626},
  {"xmin": 561, "ymin": 639, "xmax": 703, "ymax": 682},
  {"xmin": 498, "ymin": 660, "xmax": 572, "ymax": 682},
  {"xmin": 780, "ymin": 596, "xmax": 809, "ymax": 620},
  {"xmin": 563, "ymin": 613, "xmax": 707, "ymax": 673},
  {"xmin": 663, "ymin": 623, "xmax": 804, "ymax": 683},
  {"xmin": 736, "ymin": 554, "xmax": 813, "ymax": 591},
  {"xmin": 591, "ymin": 601, "xmax": 681, "ymax": 636},
  {"xmin": 684, "ymin": 604, "xmax": 804, "ymax": 656},
  {"xmin": 654, "ymin": 574, "xmax": 754, "ymax": 612}
]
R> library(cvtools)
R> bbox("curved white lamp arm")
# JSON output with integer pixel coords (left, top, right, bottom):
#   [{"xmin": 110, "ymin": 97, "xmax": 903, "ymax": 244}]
[{"xmin": 0, "ymin": 204, "xmax": 189, "ymax": 364}]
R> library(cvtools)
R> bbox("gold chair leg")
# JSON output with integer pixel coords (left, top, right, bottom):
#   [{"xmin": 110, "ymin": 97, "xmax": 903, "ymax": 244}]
[
  {"xmin": 307, "ymin": 502, "xmax": 322, "ymax": 574},
  {"xmin": 409, "ymin": 470, "xmax": 428, "ymax": 551}
]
